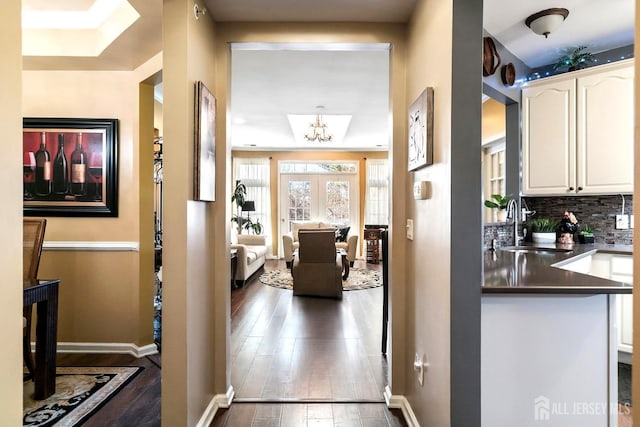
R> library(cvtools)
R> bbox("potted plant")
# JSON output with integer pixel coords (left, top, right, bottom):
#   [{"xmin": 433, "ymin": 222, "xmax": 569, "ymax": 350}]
[
  {"xmin": 553, "ymin": 46, "xmax": 595, "ymax": 72},
  {"xmin": 578, "ymin": 224, "xmax": 595, "ymax": 244},
  {"xmin": 484, "ymin": 194, "xmax": 511, "ymax": 222},
  {"xmin": 528, "ymin": 218, "xmax": 560, "ymax": 243}
]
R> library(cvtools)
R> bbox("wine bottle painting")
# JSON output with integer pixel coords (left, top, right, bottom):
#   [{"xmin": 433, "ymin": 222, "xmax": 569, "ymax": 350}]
[{"xmin": 23, "ymin": 118, "xmax": 118, "ymax": 217}]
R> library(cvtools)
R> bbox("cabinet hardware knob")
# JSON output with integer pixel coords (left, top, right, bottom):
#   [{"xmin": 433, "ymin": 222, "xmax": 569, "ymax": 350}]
[
  {"xmin": 577, "ymin": 186, "xmax": 583, "ymax": 191},
  {"xmin": 568, "ymin": 187, "xmax": 574, "ymax": 191}
]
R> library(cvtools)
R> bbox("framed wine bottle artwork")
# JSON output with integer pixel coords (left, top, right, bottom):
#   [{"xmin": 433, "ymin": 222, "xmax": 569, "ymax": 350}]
[{"xmin": 22, "ymin": 118, "xmax": 118, "ymax": 217}]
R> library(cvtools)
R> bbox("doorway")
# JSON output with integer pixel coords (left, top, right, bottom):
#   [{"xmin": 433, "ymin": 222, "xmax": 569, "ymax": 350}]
[
  {"xmin": 229, "ymin": 43, "xmax": 391, "ymax": 403},
  {"xmin": 279, "ymin": 165, "xmax": 359, "ymax": 249}
]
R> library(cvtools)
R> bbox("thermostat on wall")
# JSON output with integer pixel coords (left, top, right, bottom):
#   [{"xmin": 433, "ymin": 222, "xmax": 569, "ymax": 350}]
[{"xmin": 413, "ymin": 181, "xmax": 431, "ymax": 200}]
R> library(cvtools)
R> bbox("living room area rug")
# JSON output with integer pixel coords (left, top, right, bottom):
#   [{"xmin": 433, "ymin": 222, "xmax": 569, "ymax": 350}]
[
  {"xmin": 23, "ymin": 366, "xmax": 142, "ymax": 427},
  {"xmin": 260, "ymin": 267, "xmax": 382, "ymax": 291}
]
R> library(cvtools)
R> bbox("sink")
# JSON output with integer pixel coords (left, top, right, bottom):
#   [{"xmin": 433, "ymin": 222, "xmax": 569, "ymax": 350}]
[{"xmin": 500, "ymin": 246, "xmax": 574, "ymax": 254}]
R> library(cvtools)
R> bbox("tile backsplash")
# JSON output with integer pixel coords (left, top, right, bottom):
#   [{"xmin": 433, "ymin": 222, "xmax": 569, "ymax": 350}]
[
  {"xmin": 522, "ymin": 195, "xmax": 633, "ymax": 245},
  {"xmin": 483, "ymin": 195, "xmax": 634, "ymax": 247}
]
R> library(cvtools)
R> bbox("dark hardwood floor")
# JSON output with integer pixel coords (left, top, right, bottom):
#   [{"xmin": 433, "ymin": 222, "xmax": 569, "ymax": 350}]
[
  {"xmin": 55, "ymin": 352, "xmax": 161, "ymax": 427},
  {"xmin": 30, "ymin": 259, "xmax": 405, "ymax": 426}
]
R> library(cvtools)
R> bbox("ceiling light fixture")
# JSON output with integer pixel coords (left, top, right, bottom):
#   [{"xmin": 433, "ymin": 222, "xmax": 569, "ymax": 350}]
[
  {"xmin": 525, "ymin": 8, "xmax": 569, "ymax": 38},
  {"xmin": 304, "ymin": 114, "xmax": 332, "ymax": 142}
]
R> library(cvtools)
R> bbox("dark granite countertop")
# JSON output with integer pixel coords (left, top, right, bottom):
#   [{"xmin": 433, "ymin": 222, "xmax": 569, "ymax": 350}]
[{"xmin": 482, "ymin": 243, "xmax": 633, "ymax": 294}]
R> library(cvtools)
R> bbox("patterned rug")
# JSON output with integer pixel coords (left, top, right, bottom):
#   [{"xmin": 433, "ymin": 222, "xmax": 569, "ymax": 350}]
[
  {"xmin": 259, "ymin": 267, "xmax": 382, "ymax": 291},
  {"xmin": 23, "ymin": 366, "xmax": 142, "ymax": 427}
]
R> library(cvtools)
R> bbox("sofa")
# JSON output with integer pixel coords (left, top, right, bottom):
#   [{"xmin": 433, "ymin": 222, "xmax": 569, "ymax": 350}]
[
  {"xmin": 230, "ymin": 227, "xmax": 267, "ymax": 287},
  {"xmin": 282, "ymin": 221, "xmax": 358, "ymax": 268},
  {"xmin": 292, "ymin": 230, "xmax": 343, "ymax": 299}
]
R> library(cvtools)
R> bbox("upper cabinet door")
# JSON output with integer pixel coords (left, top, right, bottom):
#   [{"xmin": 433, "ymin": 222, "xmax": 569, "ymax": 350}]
[
  {"xmin": 576, "ymin": 63, "xmax": 634, "ymax": 194},
  {"xmin": 522, "ymin": 79, "xmax": 576, "ymax": 195}
]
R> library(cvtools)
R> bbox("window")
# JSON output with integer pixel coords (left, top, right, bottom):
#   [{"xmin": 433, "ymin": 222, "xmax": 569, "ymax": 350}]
[
  {"xmin": 364, "ymin": 159, "xmax": 389, "ymax": 225},
  {"xmin": 233, "ymin": 157, "xmax": 271, "ymax": 242},
  {"xmin": 482, "ymin": 140, "xmax": 505, "ymax": 222}
]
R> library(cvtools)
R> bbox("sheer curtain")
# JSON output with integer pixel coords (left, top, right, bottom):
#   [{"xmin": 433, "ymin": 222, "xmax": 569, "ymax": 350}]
[
  {"xmin": 233, "ymin": 157, "xmax": 272, "ymax": 252},
  {"xmin": 364, "ymin": 159, "xmax": 389, "ymax": 225}
]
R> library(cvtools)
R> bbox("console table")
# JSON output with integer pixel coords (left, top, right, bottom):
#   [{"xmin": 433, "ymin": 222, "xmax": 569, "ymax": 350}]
[{"xmin": 24, "ymin": 278, "xmax": 60, "ymax": 400}]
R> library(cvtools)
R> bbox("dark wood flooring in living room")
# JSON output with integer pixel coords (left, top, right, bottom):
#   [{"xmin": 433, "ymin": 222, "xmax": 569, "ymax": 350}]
[{"xmin": 50, "ymin": 259, "xmax": 405, "ymax": 426}]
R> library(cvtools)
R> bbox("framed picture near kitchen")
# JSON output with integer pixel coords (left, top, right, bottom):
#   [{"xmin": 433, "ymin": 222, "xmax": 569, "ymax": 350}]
[
  {"xmin": 407, "ymin": 87, "xmax": 434, "ymax": 171},
  {"xmin": 22, "ymin": 117, "xmax": 119, "ymax": 217},
  {"xmin": 194, "ymin": 81, "xmax": 216, "ymax": 202}
]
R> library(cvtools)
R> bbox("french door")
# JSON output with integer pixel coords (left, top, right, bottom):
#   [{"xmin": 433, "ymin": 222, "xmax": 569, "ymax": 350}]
[{"xmin": 279, "ymin": 172, "xmax": 358, "ymax": 255}]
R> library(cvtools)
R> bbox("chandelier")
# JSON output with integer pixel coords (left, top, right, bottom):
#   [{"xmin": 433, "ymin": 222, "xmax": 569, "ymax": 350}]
[{"xmin": 304, "ymin": 114, "xmax": 332, "ymax": 142}]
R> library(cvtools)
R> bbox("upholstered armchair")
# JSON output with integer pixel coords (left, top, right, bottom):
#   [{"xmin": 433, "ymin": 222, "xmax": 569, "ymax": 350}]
[
  {"xmin": 292, "ymin": 230, "xmax": 343, "ymax": 299},
  {"xmin": 282, "ymin": 221, "xmax": 358, "ymax": 268}
]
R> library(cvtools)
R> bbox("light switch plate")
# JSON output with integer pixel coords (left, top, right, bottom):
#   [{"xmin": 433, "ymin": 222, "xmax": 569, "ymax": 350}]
[{"xmin": 406, "ymin": 219, "xmax": 414, "ymax": 240}]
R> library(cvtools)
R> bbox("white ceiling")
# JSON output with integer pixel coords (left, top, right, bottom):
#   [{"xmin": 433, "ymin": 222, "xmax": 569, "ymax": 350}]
[
  {"xmin": 483, "ymin": 0, "xmax": 634, "ymax": 68},
  {"xmin": 23, "ymin": 0, "xmax": 634, "ymax": 149},
  {"xmin": 22, "ymin": 0, "xmax": 161, "ymax": 70},
  {"xmin": 230, "ymin": 45, "xmax": 390, "ymax": 150}
]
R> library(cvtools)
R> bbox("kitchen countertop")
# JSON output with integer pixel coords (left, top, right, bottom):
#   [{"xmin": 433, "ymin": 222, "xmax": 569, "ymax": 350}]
[{"xmin": 482, "ymin": 243, "xmax": 633, "ymax": 294}]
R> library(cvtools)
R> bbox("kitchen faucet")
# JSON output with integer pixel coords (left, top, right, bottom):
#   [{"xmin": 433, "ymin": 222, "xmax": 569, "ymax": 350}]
[{"xmin": 506, "ymin": 199, "xmax": 522, "ymax": 245}]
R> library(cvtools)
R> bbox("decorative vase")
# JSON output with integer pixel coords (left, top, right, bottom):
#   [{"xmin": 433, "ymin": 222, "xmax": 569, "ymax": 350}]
[
  {"xmin": 496, "ymin": 210, "xmax": 508, "ymax": 222},
  {"xmin": 532, "ymin": 232, "xmax": 556, "ymax": 243}
]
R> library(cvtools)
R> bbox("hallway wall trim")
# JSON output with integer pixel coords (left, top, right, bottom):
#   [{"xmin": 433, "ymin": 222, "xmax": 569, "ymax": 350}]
[
  {"xmin": 42, "ymin": 241, "xmax": 140, "ymax": 252},
  {"xmin": 384, "ymin": 386, "xmax": 419, "ymax": 427},
  {"xmin": 195, "ymin": 386, "xmax": 235, "ymax": 427}
]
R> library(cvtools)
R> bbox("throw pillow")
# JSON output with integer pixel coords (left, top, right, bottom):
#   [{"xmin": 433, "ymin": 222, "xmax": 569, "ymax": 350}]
[{"xmin": 336, "ymin": 226, "xmax": 350, "ymax": 242}]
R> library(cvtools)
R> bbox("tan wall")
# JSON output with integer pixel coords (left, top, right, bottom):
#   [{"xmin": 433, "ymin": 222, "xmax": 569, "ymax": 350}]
[
  {"xmin": 482, "ymin": 98, "xmax": 506, "ymax": 144},
  {"xmin": 216, "ymin": 22, "xmax": 408, "ymax": 395},
  {"xmin": 162, "ymin": 0, "xmax": 221, "ymax": 425},
  {"xmin": 0, "ymin": 2, "xmax": 24, "ymax": 424},
  {"xmin": 405, "ymin": 0, "xmax": 453, "ymax": 424},
  {"xmin": 22, "ymin": 53, "xmax": 161, "ymax": 346},
  {"xmin": 232, "ymin": 150, "xmax": 388, "ymax": 256}
]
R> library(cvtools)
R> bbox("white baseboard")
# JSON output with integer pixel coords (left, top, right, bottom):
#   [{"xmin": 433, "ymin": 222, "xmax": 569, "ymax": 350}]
[
  {"xmin": 384, "ymin": 386, "xmax": 419, "ymax": 427},
  {"xmin": 196, "ymin": 386, "xmax": 235, "ymax": 427},
  {"xmin": 31, "ymin": 341, "xmax": 158, "ymax": 357}
]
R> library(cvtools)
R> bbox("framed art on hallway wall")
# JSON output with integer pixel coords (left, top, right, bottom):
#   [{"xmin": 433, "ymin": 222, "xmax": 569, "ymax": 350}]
[
  {"xmin": 407, "ymin": 87, "xmax": 434, "ymax": 171},
  {"xmin": 194, "ymin": 81, "xmax": 216, "ymax": 202},
  {"xmin": 22, "ymin": 117, "xmax": 119, "ymax": 217}
]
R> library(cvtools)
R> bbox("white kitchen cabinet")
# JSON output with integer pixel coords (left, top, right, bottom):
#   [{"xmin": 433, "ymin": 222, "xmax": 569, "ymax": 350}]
[{"xmin": 522, "ymin": 59, "xmax": 634, "ymax": 195}]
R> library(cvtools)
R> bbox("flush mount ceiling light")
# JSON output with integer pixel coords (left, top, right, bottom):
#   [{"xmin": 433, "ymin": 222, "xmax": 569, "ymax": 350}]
[{"xmin": 525, "ymin": 8, "xmax": 569, "ymax": 38}]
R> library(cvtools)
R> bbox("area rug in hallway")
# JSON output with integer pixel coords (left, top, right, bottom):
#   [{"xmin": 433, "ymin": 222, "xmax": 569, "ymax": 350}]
[
  {"xmin": 260, "ymin": 267, "xmax": 382, "ymax": 291},
  {"xmin": 23, "ymin": 366, "xmax": 142, "ymax": 427}
]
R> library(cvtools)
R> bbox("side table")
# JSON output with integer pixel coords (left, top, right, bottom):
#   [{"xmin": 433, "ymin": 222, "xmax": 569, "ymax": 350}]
[
  {"xmin": 230, "ymin": 249, "xmax": 238, "ymax": 288},
  {"xmin": 364, "ymin": 228, "xmax": 382, "ymax": 264}
]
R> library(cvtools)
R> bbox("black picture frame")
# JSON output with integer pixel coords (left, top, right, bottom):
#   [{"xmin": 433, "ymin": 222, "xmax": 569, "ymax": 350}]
[
  {"xmin": 23, "ymin": 117, "xmax": 119, "ymax": 217},
  {"xmin": 194, "ymin": 81, "xmax": 216, "ymax": 202}
]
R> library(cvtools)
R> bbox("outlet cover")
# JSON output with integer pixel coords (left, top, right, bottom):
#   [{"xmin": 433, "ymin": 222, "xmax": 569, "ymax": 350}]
[
  {"xmin": 414, "ymin": 352, "xmax": 424, "ymax": 386},
  {"xmin": 616, "ymin": 215, "xmax": 629, "ymax": 230}
]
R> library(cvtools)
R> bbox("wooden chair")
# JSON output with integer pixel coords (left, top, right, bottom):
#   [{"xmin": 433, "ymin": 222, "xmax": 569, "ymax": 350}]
[{"xmin": 23, "ymin": 218, "xmax": 47, "ymax": 380}]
